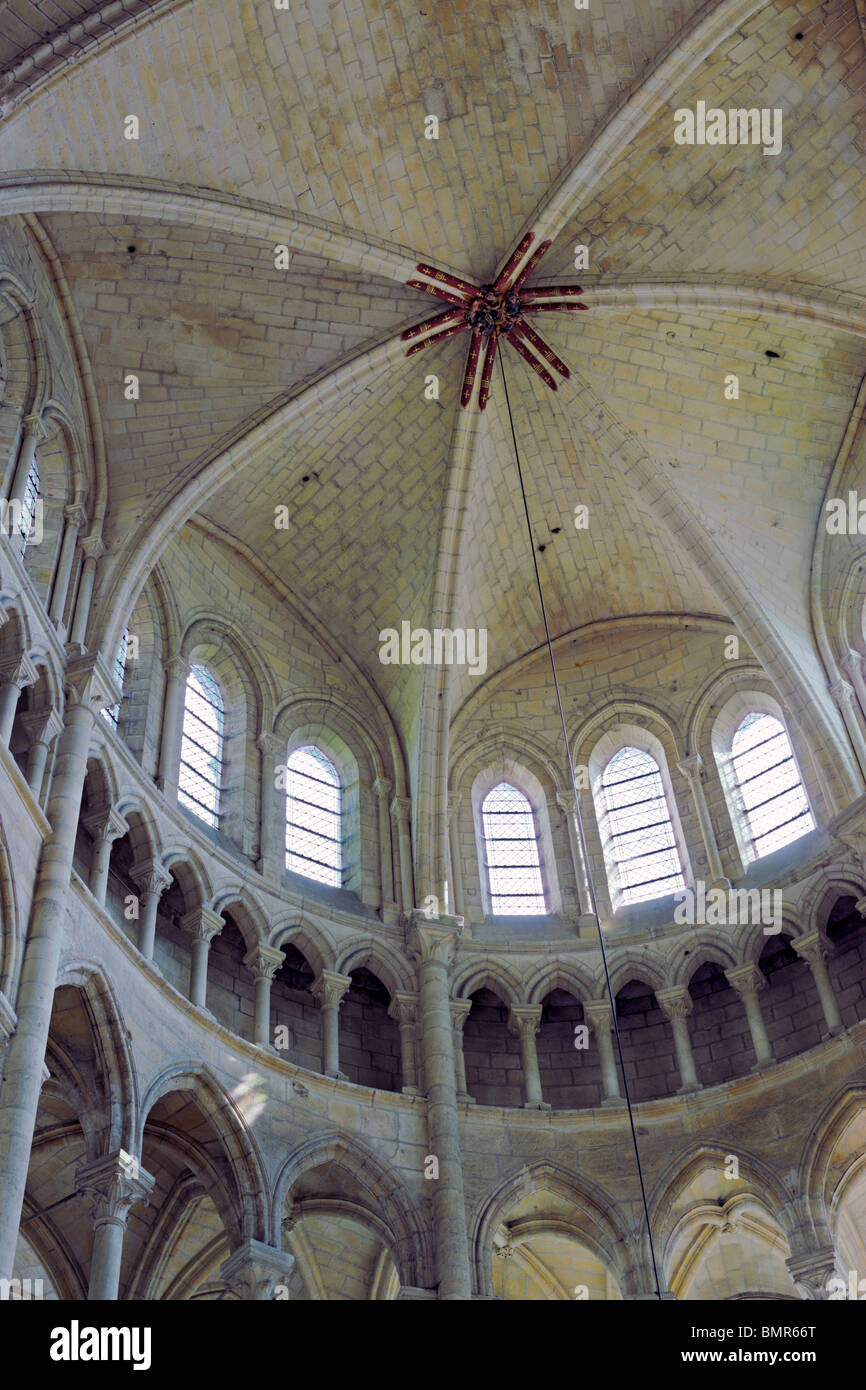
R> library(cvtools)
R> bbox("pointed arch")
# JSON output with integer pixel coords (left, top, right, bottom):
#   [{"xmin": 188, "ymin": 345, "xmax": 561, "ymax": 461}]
[{"xmin": 272, "ymin": 1130, "xmax": 432, "ymax": 1288}]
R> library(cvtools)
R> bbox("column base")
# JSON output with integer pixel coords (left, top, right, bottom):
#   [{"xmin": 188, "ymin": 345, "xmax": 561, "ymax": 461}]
[
  {"xmin": 325, "ymin": 1069, "xmax": 349, "ymax": 1082},
  {"xmin": 601, "ymin": 1096, "xmax": 626, "ymax": 1107},
  {"xmin": 401, "ymin": 1084, "xmax": 421, "ymax": 1096},
  {"xmin": 523, "ymin": 1100, "xmax": 551, "ymax": 1111},
  {"xmin": 457, "ymin": 1091, "xmax": 476, "ymax": 1104},
  {"xmin": 380, "ymin": 902, "xmax": 401, "ymax": 926},
  {"xmin": 676, "ymin": 1082, "xmax": 702, "ymax": 1095}
]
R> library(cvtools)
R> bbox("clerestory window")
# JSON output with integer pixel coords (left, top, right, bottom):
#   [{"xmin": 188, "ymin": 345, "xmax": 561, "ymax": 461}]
[
  {"xmin": 102, "ymin": 626, "xmax": 130, "ymax": 729},
  {"xmin": 481, "ymin": 781, "xmax": 546, "ymax": 915},
  {"xmin": 285, "ymin": 745, "xmax": 342, "ymax": 887},
  {"xmin": 178, "ymin": 665, "xmax": 224, "ymax": 828},
  {"xmin": 18, "ymin": 458, "xmax": 39, "ymax": 558},
  {"xmin": 598, "ymin": 746, "xmax": 685, "ymax": 906},
  {"xmin": 728, "ymin": 712, "xmax": 813, "ymax": 861}
]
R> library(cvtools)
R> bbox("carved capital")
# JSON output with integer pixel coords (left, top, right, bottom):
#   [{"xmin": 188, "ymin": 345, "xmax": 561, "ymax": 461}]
[
  {"xmin": 508, "ymin": 1004, "xmax": 543, "ymax": 1039},
  {"xmin": 388, "ymin": 991, "xmax": 418, "ymax": 1026},
  {"xmin": 164, "ymin": 655, "xmax": 191, "ymax": 684},
  {"xmin": 65, "ymin": 651, "xmax": 122, "ymax": 714},
  {"xmin": 406, "ymin": 912, "xmax": 463, "ymax": 967},
  {"xmin": 22, "ymin": 412, "xmax": 48, "ymax": 442},
  {"xmin": 389, "ymin": 795, "xmax": 411, "ymax": 827},
  {"xmin": 80, "ymin": 534, "xmax": 105, "ymax": 563},
  {"xmin": 791, "ymin": 930, "xmax": 830, "ymax": 970},
  {"xmin": 657, "ymin": 986, "xmax": 693, "ymax": 1022},
  {"xmin": 555, "ymin": 789, "xmax": 576, "ymax": 816},
  {"xmin": 220, "ymin": 1239, "xmax": 295, "ymax": 1301},
  {"xmin": 129, "ymin": 858, "xmax": 173, "ymax": 899},
  {"xmin": 256, "ymin": 730, "xmax": 284, "ymax": 760},
  {"xmin": 63, "ymin": 503, "xmax": 87, "ymax": 530},
  {"xmin": 310, "ymin": 969, "xmax": 352, "ymax": 1009},
  {"xmin": 724, "ymin": 963, "xmax": 767, "ymax": 1000},
  {"xmin": 829, "ymin": 677, "xmax": 856, "ymax": 710},
  {"xmin": 786, "ymin": 1247, "xmax": 842, "ymax": 1301},
  {"xmin": 450, "ymin": 998, "xmax": 473, "ymax": 1031},
  {"xmin": 76, "ymin": 1151, "xmax": 154, "ymax": 1227},
  {"xmin": 841, "ymin": 649, "xmax": 865, "ymax": 682},
  {"xmin": 83, "ymin": 806, "xmax": 128, "ymax": 847},
  {"xmin": 18, "ymin": 705, "xmax": 62, "ymax": 746},
  {"xmin": 243, "ymin": 945, "xmax": 286, "ymax": 983},
  {"xmin": 373, "ymin": 775, "xmax": 393, "ymax": 803},
  {"xmin": 582, "ymin": 1000, "xmax": 614, "ymax": 1033},
  {"xmin": 180, "ymin": 906, "xmax": 224, "ymax": 945},
  {"xmin": 0, "ymin": 653, "xmax": 38, "ymax": 692},
  {"xmin": 676, "ymin": 754, "xmax": 704, "ymax": 783}
]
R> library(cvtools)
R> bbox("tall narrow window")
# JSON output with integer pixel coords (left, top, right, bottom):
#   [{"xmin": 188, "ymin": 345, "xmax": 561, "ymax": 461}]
[
  {"xmin": 729, "ymin": 712, "xmax": 813, "ymax": 860},
  {"xmin": 599, "ymin": 746, "xmax": 684, "ymax": 906},
  {"xmin": 178, "ymin": 665, "xmax": 224, "ymax": 828},
  {"xmin": 18, "ymin": 457, "xmax": 39, "ymax": 558},
  {"xmin": 481, "ymin": 782, "xmax": 546, "ymax": 915},
  {"xmin": 102, "ymin": 626, "xmax": 130, "ymax": 728},
  {"xmin": 286, "ymin": 746, "xmax": 342, "ymax": 886}
]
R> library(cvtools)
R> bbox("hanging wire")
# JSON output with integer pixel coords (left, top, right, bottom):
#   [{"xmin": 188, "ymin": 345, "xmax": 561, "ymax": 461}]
[{"xmin": 497, "ymin": 349, "xmax": 663, "ymax": 1299}]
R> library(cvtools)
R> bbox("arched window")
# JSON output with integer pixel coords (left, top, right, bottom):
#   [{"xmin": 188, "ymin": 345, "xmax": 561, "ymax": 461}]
[
  {"xmin": 481, "ymin": 782, "xmax": 546, "ymax": 915},
  {"xmin": 18, "ymin": 456, "xmax": 39, "ymax": 558},
  {"xmin": 286, "ymin": 746, "xmax": 342, "ymax": 887},
  {"xmin": 102, "ymin": 626, "xmax": 130, "ymax": 729},
  {"xmin": 599, "ymin": 746, "xmax": 684, "ymax": 906},
  {"xmin": 178, "ymin": 665, "xmax": 224, "ymax": 828},
  {"xmin": 728, "ymin": 712, "xmax": 813, "ymax": 860}
]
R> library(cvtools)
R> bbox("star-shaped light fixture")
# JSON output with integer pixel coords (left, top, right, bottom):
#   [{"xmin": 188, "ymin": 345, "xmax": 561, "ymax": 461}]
[{"xmin": 400, "ymin": 233, "xmax": 588, "ymax": 410}]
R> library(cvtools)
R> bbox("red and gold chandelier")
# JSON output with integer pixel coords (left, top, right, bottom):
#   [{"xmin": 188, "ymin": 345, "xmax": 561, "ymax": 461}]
[{"xmin": 401, "ymin": 233, "xmax": 588, "ymax": 411}]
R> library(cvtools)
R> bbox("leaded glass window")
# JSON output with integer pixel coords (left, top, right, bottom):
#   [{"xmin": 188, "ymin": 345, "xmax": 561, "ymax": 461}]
[
  {"xmin": 599, "ymin": 746, "xmax": 684, "ymax": 905},
  {"xmin": 285, "ymin": 746, "xmax": 342, "ymax": 887},
  {"xmin": 481, "ymin": 782, "xmax": 546, "ymax": 915}
]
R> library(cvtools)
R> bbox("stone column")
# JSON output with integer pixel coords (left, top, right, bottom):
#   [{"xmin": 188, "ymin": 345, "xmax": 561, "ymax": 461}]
[
  {"xmin": 407, "ymin": 911, "xmax": 472, "ymax": 1300},
  {"xmin": 129, "ymin": 859, "xmax": 173, "ymax": 960},
  {"xmin": 84, "ymin": 807, "xmax": 129, "ymax": 907},
  {"xmin": 0, "ymin": 654, "xmax": 119, "ymax": 1281},
  {"xmin": 48, "ymin": 504, "xmax": 86, "ymax": 629},
  {"xmin": 657, "ymin": 986, "xmax": 701, "ymax": 1092},
  {"xmin": 725, "ymin": 963, "xmax": 773, "ymax": 1067},
  {"xmin": 676, "ymin": 755, "xmax": 725, "ymax": 884},
  {"xmin": 311, "ymin": 970, "xmax": 352, "ymax": 1080},
  {"xmin": 508, "ymin": 1004, "xmax": 549, "ymax": 1109},
  {"xmin": 0, "ymin": 653, "xmax": 37, "ymax": 745},
  {"xmin": 841, "ymin": 649, "xmax": 866, "ymax": 723},
  {"xmin": 450, "ymin": 998, "xmax": 473, "ymax": 1102},
  {"xmin": 20, "ymin": 706, "xmax": 62, "ymax": 800},
  {"xmin": 69, "ymin": 536, "xmax": 104, "ymax": 649},
  {"xmin": 786, "ymin": 1246, "xmax": 845, "ymax": 1301},
  {"xmin": 791, "ymin": 931, "xmax": 844, "ymax": 1035},
  {"xmin": 555, "ymin": 790, "xmax": 589, "ymax": 913},
  {"xmin": 7, "ymin": 414, "xmax": 45, "ymax": 505},
  {"xmin": 76, "ymin": 1151, "xmax": 155, "ymax": 1300},
  {"xmin": 256, "ymin": 732, "xmax": 286, "ymax": 882},
  {"xmin": 180, "ymin": 907, "xmax": 224, "ymax": 1010},
  {"xmin": 156, "ymin": 655, "xmax": 191, "ymax": 797},
  {"xmin": 583, "ymin": 1000, "xmax": 623, "ymax": 1104},
  {"xmin": 388, "ymin": 991, "xmax": 420, "ymax": 1094},
  {"xmin": 220, "ymin": 1239, "xmax": 295, "ymax": 1300},
  {"xmin": 830, "ymin": 678, "xmax": 866, "ymax": 782},
  {"xmin": 390, "ymin": 795, "xmax": 414, "ymax": 915},
  {"xmin": 373, "ymin": 776, "xmax": 399, "ymax": 923},
  {"xmin": 446, "ymin": 795, "xmax": 466, "ymax": 921},
  {"xmin": 243, "ymin": 946, "xmax": 286, "ymax": 1047}
]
